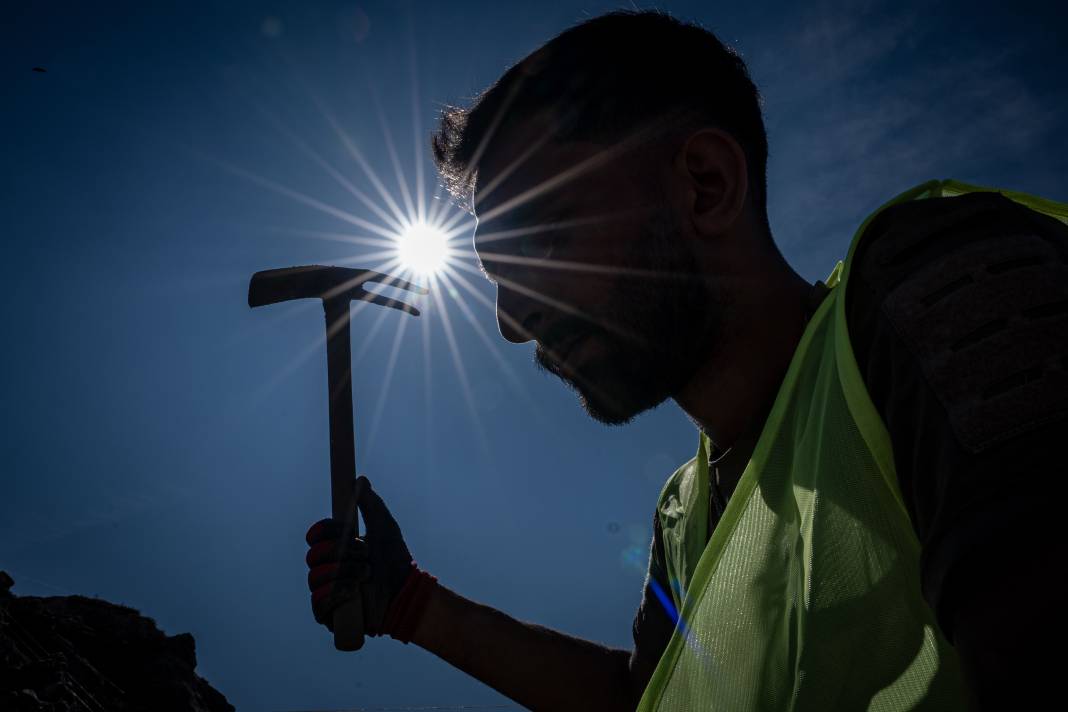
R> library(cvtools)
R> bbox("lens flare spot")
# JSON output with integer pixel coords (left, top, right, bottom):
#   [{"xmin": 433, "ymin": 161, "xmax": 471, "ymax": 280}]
[
  {"xmin": 620, "ymin": 544, "xmax": 647, "ymax": 574},
  {"xmin": 261, "ymin": 16, "xmax": 283, "ymax": 38},
  {"xmin": 397, "ymin": 222, "xmax": 448, "ymax": 276}
]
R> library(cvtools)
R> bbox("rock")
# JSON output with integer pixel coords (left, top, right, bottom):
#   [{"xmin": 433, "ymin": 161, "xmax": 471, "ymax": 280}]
[{"xmin": 0, "ymin": 572, "xmax": 234, "ymax": 711}]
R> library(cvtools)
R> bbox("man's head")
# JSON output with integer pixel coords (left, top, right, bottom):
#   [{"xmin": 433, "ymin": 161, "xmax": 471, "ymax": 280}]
[{"xmin": 431, "ymin": 11, "xmax": 772, "ymax": 424}]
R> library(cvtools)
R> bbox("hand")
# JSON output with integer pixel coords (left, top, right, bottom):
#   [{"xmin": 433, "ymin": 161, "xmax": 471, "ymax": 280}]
[{"xmin": 306, "ymin": 476, "xmax": 415, "ymax": 636}]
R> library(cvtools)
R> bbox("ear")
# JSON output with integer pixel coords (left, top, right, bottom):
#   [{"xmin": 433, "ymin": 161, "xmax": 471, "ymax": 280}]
[{"xmin": 675, "ymin": 128, "xmax": 749, "ymax": 236}]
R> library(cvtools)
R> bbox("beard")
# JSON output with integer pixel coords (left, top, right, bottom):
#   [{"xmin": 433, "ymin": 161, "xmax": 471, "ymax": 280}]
[{"xmin": 534, "ymin": 206, "xmax": 726, "ymax": 425}]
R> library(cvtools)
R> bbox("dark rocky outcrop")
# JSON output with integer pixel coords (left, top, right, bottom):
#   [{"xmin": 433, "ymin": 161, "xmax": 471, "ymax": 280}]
[{"xmin": 1, "ymin": 571, "xmax": 234, "ymax": 711}]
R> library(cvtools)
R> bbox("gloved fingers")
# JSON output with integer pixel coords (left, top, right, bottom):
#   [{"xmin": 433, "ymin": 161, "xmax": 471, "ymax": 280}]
[
  {"xmin": 306, "ymin": 518, "xmax": 345, "ymax": 546},
  {"xmin": 355, "ymin": 477, "xmax": 404, "ymax": 541},
  {"xmin": 307, "ymin": 560, "xmax": 372, "ymax": 591},
  {"xmin": 306, "ymin": 516, "xmax": 363, "ymax": 546},
  {"xmin": 311, "ymin": 580, "xmax": 361, "ymax": 628},
  {"xmin": 305, "ymin": 537, "xmax": 369, "ymax": 568}
]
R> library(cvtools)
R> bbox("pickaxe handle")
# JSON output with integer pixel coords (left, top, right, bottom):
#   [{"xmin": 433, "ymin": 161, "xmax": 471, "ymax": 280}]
[
  {"xmin": 248, "ymin": 265, "xmax": 425, "ymax": 652},
  {"xmin": 324, "ymin": 301, "xmax": 364, "ymax": 652}
]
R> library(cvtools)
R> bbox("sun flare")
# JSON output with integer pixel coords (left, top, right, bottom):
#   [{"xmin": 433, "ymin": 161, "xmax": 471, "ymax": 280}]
[{"xmin": 397, "ymin": 221, "xmax": 449, "ymax": 277}]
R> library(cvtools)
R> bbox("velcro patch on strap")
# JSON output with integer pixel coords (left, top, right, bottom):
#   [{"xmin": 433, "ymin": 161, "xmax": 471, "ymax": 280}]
[{"xmin": 859, "ymin": 193, "xmax": 1068, "ymax": 453}]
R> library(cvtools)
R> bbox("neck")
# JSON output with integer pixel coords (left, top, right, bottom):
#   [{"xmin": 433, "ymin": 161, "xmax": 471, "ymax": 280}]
[{"xmin": 673, "ymin": 257, "xmax": 813, "ymax": 450}]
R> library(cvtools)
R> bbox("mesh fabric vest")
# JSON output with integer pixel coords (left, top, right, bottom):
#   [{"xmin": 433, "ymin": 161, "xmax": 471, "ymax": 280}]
[{"xmin": 637, "ymin": 180, "xmax": 1068, "ymax": 711}]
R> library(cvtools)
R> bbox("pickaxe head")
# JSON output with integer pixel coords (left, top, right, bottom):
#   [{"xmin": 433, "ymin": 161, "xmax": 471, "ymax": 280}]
[{"xmin": 248, "ymin": 265, "xmax": 427, "ymax": 314}]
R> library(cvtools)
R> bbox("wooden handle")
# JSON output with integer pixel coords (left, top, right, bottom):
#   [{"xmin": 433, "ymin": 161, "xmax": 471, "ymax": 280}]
[
  {"xmin": 323, "ymin": 303, "xmax": 365, "ymax": 652},
  {"xmin": 333, "ymin": 597, "xmax": 365, "ymax": 651}
]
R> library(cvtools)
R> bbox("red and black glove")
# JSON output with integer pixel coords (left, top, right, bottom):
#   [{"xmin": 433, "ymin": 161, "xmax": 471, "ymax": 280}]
[{"xmin": 305, "ymin": 476, "xmax": 437, "ymax": 643}]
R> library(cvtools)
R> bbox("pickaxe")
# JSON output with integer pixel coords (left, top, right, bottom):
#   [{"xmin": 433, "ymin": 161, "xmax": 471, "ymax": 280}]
[{"xmin": 248, "ymin": 265, "xmax": 425, "ymax": 651}]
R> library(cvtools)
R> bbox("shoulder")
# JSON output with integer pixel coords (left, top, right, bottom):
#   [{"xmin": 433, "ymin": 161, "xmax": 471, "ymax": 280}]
[
  {"xmin": 847, "ymin": 190, "xmax": 1068, "ymax": 453},
  {"xmin": 850, "ymin": 190, "xmax": 1067, "ymax": 295}
]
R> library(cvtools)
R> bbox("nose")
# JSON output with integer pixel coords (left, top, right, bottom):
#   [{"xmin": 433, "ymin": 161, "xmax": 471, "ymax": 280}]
[{"xmin": 496, "ymin": 283, "xmax": 542, "ymax": 344}]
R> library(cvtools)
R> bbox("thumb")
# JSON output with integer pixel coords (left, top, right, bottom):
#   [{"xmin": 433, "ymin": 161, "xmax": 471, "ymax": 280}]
[{"xmin": 354, "ymin": 476, "xmax": 403, "ymax": 540}]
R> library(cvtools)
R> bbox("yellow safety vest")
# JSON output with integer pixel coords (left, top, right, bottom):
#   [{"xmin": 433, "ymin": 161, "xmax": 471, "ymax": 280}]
[{"xmin": 638, "ymin": 180, "xmax": 1068, "ymax": 711}]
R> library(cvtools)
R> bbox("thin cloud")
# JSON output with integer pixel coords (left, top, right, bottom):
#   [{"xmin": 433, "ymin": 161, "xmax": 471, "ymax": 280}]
[{"xmin": 749, "ymin": 2, "xmax": 1062, "ymax": 278}]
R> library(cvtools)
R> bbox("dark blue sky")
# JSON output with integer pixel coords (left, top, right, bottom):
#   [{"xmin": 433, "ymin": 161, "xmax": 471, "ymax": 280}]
[{"xmin": 3, "ymin": 1, "xmax": 1066, "ymax": 709}]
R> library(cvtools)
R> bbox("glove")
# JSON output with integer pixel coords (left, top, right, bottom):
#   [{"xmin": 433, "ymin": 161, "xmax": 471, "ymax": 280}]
[{"xmin": 305, "ymin": 476, "xmax": 436, "ymax": 642}]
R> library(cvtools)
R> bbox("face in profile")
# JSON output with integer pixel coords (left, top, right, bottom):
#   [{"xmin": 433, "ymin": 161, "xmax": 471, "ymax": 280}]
[
  {"xmin": 531, "ymin": 208, "xmax": 723, "ymax": 424},
  {"xmin": 475, "ymin": 131, "xmax": 727, "ymax": 425}
]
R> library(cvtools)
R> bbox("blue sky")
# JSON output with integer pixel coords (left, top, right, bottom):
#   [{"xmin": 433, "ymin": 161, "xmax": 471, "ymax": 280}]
[{"xmin": 2, "ymin": 1, "xmax": 1066, "ymax": 709}]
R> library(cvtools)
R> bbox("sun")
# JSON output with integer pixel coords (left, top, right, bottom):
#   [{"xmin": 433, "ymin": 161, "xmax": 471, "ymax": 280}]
[{"xmin": 396, "ymin": 220, "xmax": 449, "ymax": 277}]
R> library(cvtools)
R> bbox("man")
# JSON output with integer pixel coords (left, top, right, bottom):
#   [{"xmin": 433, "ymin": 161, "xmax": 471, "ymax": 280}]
[{"xmin": 303, "ymin": 11, "xmax": 1067, "ymax": 710}]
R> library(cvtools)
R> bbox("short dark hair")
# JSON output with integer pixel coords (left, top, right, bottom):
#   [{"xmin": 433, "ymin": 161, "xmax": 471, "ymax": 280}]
[{"xmin": 431, "ymin": 10, "xmax": 768, "ymax": 219}]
